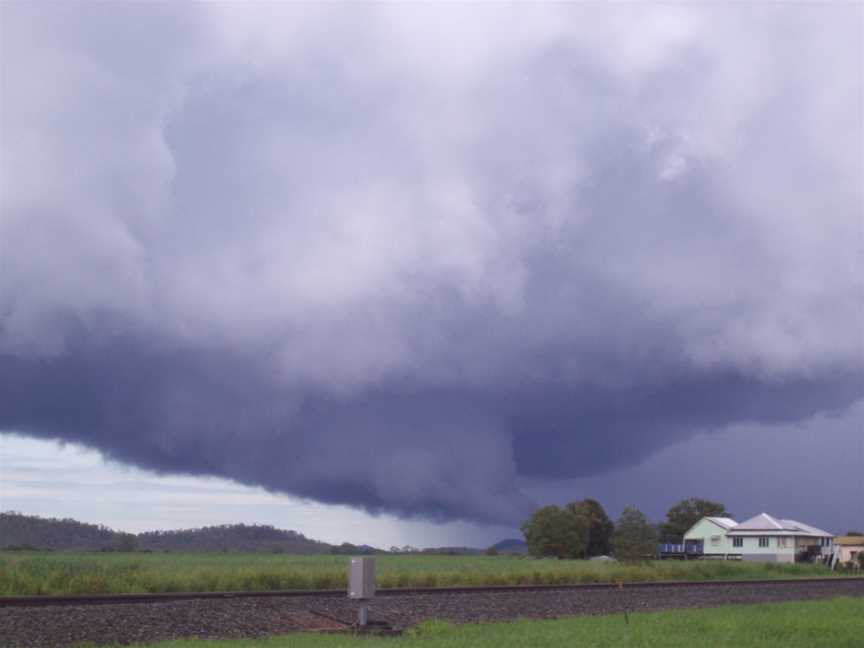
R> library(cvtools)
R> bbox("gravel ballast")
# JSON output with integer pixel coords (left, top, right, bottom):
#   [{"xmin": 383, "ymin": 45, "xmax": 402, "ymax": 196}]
[{"xmin": 2, "ymin": 580, "xmax": 863, "ymax": 648}]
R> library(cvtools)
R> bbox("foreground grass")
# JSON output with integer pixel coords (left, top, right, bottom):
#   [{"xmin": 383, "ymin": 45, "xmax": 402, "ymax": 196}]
[
  {"xmin": 117, "ymin": 597, "xmax": 864, "ymax": 648},
  {"xmin": 0, "ymin": 551, "xmax": 847, "ymax": 596}
]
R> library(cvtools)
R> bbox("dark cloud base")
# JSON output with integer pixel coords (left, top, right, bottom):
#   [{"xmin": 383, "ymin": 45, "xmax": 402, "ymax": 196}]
[{"xmin": 3, "ymin": 337, "xmax": 861, "ymax": 524}]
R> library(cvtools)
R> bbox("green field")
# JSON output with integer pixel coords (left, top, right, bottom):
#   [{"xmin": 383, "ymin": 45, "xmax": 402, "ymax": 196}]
[
  {"xmin": 0, "ymin": 551, "xmax": 848, "ymax": 596},
  {"xmin": 117, "ymin": 597, "xmax": 864, "ymax": 648}
]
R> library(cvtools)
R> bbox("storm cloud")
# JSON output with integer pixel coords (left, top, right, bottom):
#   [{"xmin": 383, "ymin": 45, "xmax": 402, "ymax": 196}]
[{"xmin": 1, "ymin": 3, "xmax": 862, "ymax": 525}]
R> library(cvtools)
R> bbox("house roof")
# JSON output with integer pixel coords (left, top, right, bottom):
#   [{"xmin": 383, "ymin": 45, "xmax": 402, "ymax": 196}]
[
  {"xmin": 727, "ymin": 513, "xmax": 832, "ymax": 537},
  {"xmin": 683, "ymin": 516, "xmax": 739, "ymax": 538},
  {"xmin": 780, "ymin": 519, "xmax": 833, "ymax": 537},
  {"xmin": 733, "ymin": 513, "xmax": 784, "ymax": 530},
  {"xmin": 834, "ymin": 536, "xmax": 864, "ymax": 546}
]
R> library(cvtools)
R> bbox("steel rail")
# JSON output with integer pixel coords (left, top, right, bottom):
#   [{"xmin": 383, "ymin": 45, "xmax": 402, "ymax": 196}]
[{"xmin": 2, "ymin": 576, "xmax": 862, "ymax": 608}]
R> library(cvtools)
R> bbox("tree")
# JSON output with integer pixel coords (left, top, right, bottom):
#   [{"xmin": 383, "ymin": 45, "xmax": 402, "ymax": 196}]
[
  {"xmin": 330, "ymin": 542, "xmax": 361, "ymax": 555},
  {"xmin": 846, "ymin": 531, "xmax": 863, "ymax": 536},
  {"xmin": 112, "ymin": 532, "xmax": 138, "ymax": 552},
  {"xmin": 521, "ymin": 505, "xmax": 589, "ymax": 559},
  {"xmin": 660, "ymin": 498, "xmax": 730, "ymax": 542},
  {"xmin": 566, "ymin": 499, "xmax": 614, "ymax": 557},
  {"xmin": 611, "ymin": 506, "xmax": 657, "ymax": 562}
]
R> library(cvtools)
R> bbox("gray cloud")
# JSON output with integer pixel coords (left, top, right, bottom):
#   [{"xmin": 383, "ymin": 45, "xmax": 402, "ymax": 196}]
[{"xmin": 1, "ymin": 3, "xmax": 861, "ymax": 525}]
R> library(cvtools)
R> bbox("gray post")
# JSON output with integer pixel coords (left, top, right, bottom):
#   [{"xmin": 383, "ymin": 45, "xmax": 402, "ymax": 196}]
[{"xmin": 348, "ymin": 556, "xmax": 376, "ymax": 628}]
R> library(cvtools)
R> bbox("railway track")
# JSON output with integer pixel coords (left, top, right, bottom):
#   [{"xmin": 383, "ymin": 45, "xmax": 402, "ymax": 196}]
[
  {"xmin": 3, "ymin": 576, "xmax": 863, "ymax": 607},
  {"xmin": 4, "ymin": 577, "xmax": 863, "ymax": 647}
]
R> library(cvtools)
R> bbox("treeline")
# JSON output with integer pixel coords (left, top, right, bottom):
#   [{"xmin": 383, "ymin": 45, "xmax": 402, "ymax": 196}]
[
  {"xmin": 520, "ymin": 498, "xmax": 730, "ymax": 561},
  {"xmin": 0, "ymin": 512, "xmax": 333, "ymax": 553}
]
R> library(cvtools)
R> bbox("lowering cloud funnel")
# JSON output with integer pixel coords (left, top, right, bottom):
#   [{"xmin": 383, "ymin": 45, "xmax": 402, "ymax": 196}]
[{"xmin": 1, "ymin": 3, "xmax": 862, "ymax": 524}]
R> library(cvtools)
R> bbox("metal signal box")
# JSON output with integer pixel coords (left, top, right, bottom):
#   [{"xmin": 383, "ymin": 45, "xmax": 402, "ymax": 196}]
[{"xmin": 348, "ymin": 556, "xmax": 376, "ymax": 599}]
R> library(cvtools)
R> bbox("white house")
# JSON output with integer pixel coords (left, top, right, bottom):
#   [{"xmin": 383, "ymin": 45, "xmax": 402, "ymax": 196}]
[
  {"xmin": 682, "ymin": 513, "xmax": 833, "ymax": 563},
  {"xmin": 726, "ymin": 513, "xmax": 833, "ymax": 563},
  {"xmin": 683, "ymin": 517, "xmax": 739, "ymax": 557}
]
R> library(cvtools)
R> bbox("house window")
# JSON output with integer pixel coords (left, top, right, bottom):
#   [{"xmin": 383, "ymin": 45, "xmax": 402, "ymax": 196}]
[
  {"xmin": 711, "ymin": 535, "xmax": 720, "ymax": 546},
  {"xmin": 759, "ymin": 537, "xmax": 770, "ymax": 548},
  {"xmin": 778, "ymin": 537, "xmax": 787, "ymax": 548},
  {"xmin": 732, "ymin": 537, "xmax": 743, "ymax": 548}
]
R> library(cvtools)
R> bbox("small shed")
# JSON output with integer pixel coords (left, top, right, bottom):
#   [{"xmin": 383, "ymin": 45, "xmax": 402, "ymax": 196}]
[{"xmin": 833, "ymin": 536, "xmax": 864, "ymax": 565}]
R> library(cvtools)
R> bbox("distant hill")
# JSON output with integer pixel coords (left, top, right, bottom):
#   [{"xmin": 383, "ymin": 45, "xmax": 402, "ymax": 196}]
[
  {"xmin": 137, "ymin": 524, "xmax": 331, "ymax": 553},
  {"xmin": 492, "ymin": 538, "xmax": 528, "ymax": 554},
  {"xmin": 0, "ymin": 511, "xmax": 333, "ymax": 553},
  {"xmin": 420, "ymin": 546, "xmax": 482, "ymax": 555},
  {"xmin": 0, "ymin": 511, "xmax": 118, "ymax": 551}
]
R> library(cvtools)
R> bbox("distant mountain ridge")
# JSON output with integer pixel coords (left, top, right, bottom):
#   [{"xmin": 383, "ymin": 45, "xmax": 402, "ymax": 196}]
[
  {"xmin": 1, "ymin": 512, "xmax": 519, "ymax": 555},
  {"xmin": 0, "ymin": 511, "xmax": 332, "ymax": 553},
  {"xmin": 492, "ymin": 538, "xmax": 528, "ymax": 554}
]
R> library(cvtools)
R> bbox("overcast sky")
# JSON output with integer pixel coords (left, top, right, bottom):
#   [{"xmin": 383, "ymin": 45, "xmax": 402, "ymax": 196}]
[{"xmin": 1, "ymin": 3, "xmax": 862, "ymax": 546}]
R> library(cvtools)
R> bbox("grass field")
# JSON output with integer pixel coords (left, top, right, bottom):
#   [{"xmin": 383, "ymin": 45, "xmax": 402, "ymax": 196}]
[
  {"xmin": 115, "ymin": 597, "xmax": 864, "ymax": 648},
  {"xmin": 0, "ymin": 551, "xmax": 847, "ymax": 596}
]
